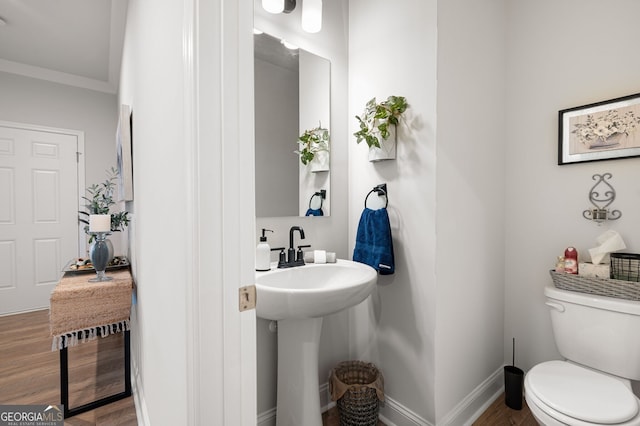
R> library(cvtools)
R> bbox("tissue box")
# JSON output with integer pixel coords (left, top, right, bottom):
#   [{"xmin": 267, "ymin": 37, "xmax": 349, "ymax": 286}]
[{"xmin": 579, "ymin": 262, "xmax": 610, "ymax": 279}]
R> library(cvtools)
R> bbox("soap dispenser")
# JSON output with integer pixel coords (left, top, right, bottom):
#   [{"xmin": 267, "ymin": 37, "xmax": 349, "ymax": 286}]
[{"xmin": 256, "ymin": 229, "xmax": 273, "ymax": 271}]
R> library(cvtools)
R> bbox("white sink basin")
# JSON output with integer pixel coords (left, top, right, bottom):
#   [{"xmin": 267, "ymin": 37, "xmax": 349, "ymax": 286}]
[
  {"xmin": 255, "ymin": 259, "xmax": 377, "ymax": 321},
  {"xmin": 255, "ymin": 259, "xmax": 377, "ymax": 426}
]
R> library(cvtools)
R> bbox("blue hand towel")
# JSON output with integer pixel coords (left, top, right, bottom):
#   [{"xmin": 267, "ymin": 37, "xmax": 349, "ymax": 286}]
[
  {"xmin": 305, "ymin": 208, "xmax": 324, "ymax": 216},
  {"xmin": 353, "ymin": 207, "xmax": 394, "ymax": 275}
]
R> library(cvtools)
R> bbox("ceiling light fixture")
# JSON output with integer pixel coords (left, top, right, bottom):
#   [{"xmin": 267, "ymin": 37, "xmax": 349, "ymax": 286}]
[
  {"xmin": 280, "ymin": 39, "xmax": 299, "ymax": 50},
  {"xmin": 301, "ymin": 0, "xmax": 322, "ymax": 33},
  {"xmin": 262, "ymin": 0, "xmax": 284, "ymax": 14},
  {"xmin": 262, "ymin": 0, "xmax": 296, "ymax": 14}
]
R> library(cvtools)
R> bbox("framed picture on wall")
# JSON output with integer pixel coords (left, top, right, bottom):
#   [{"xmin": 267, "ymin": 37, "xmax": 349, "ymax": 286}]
[
  {"xmin": 116, "ymin": 104, "xmax": 134, "ymax": 201},
  {"xmin": 558, "ymin": 93, "xmax": 640, "ymax": 165}
]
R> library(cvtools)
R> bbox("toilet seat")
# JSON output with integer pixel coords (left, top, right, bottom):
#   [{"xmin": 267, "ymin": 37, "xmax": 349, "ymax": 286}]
[{"xmin": 525, "ymin": 361, "xmax": 640, "ymax": 425}]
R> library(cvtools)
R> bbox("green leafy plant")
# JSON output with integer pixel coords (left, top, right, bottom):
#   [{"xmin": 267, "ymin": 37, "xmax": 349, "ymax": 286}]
[
  {"xmin": 78, "ymin": 167, "xmax": 130, "ymax": 238},
  {"xmin": 296, "ymin": 123, "xmax": 330, "ymax": 165},
  {"xmin": 354, "ymin": 96, "xmax": 408, "ymax": 148}
]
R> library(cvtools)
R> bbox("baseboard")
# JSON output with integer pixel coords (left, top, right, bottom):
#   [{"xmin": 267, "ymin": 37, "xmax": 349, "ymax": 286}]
[
  {"xmin": 440, "ymin": 366, "xmax": 504, "ymax": 426},
  {"xmin": 257, "ymin": 407, "xmax": 276, "ymax": 426},
  {"xmin": 256, "ymin": 367, "xmax": 503, "ymax": 426},
  {"xmin": 379, "ymin": 396, "xmax": 432, "ymax": 426},
  {"xmin": 132, "ymin": 360, "xmax": 151, "ymax": 426},
  {"xmin": 257, "ymin": 382, "xmax": 430, "ymax": 426},
  {"xmin": 257, "ymin": 382, "xmax": 335, "ymax": 426}
]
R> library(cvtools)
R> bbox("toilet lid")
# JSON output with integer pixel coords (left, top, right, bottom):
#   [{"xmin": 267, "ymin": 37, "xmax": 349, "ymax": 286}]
[{"xmin": 527, "ymin": 361, "xmax": 638, "ymax": 424}]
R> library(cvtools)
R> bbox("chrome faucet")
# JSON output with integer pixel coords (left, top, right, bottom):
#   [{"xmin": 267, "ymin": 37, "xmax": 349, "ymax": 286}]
[{"xmin": 279, "ymin": 226, "xmax": 306, "ymax": 268}]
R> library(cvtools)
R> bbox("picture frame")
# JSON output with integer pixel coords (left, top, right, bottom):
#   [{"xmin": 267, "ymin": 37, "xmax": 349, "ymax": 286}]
[
  {"xmin": 558, "ymin": 93, "xmax": 640, "ymax": 165},
  {"xmin": 116, "ymin": 104, "xmax": 134, "ymax": 201}
]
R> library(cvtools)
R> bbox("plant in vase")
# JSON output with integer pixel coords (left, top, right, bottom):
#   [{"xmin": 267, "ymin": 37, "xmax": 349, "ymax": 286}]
[
  {"xmin": 295, "ymin": 123, "xmax": 330, "ymax": 169},
  {"xmin": 354, "ymin": 95, "xmax": 408, "ymax": 161},
  {"xmin": 78, "ymin": 167, "xmax": 130, "ymax": 243}
]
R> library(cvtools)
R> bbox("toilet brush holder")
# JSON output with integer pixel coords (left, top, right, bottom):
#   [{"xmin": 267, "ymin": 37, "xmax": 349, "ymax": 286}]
[
  {"xmin": 504, "ymin": 365, "xmax": 524, "ymax": 410},
  {"xmin": 504, "ymin": 337, "xmax": 523, "ymax": 410}
]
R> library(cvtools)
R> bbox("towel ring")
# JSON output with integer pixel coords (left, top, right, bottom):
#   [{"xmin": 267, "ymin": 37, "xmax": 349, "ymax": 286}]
[
  {"xmin": 308, "ymin": 190, "xmax": 326, "ymax": 210},
  {"xmin": 364, "ymin": 184, "xmax": 388, "ymax": 209}
]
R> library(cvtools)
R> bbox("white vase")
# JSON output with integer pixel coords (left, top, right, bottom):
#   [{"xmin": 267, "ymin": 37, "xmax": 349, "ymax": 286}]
[
  {"xmin": 310, "ymin": 150, "xmax": 330, "ymax": 172},
  {"xmin": 368, "ymin": 125, "xmax": 396, "ymax": 162}
]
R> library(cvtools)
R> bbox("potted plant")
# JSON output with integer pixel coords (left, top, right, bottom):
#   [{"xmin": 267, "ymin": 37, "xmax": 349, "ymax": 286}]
[
  {"xmin": 296, "ymin": 122, "xmax": 330, "ymax": 172},
  {"xmin": 354, "ymin": 95, "xmax": 408, "ymax": 161},
  {"xmin": 79, "ymin": 167, "xmax": 130, "ymax": 243}
]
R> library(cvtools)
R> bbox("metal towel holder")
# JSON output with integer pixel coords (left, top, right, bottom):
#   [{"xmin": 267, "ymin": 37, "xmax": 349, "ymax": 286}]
[
  {"xmin": 308, "ymin": 190, "xmax": 326, "ymax": 210},
  {"xmin": 364, "ymin": 184, "xmax": 388, "ymax": 209}
]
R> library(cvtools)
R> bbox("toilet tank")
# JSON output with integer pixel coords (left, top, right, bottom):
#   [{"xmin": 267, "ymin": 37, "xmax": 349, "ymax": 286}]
[{"xmin": 545, "ymin": 285, "xmax": 640, "ymax": 380}]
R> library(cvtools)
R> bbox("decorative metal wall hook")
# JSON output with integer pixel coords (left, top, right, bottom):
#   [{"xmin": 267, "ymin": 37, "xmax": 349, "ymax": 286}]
[{"xmin": 583, "ymin": 173, "xmax": 621, "ymax": 224}]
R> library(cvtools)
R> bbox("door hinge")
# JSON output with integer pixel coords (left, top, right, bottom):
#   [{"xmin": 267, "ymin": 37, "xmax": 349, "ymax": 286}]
[
  {"xmin": 239, "ymin": 285, "xmax": 256, "ymax": 312},
  {"xmin": 76, "ymin": 151, "xmax": 81, "ymax": 162}
]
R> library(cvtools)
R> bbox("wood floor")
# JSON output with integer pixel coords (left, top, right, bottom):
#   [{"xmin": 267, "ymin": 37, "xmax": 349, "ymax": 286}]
[
  {"xmin": 0, "ymin": 309, "xmax": 137, "ymax": 425},
  {"xmin": 3, "ymin": 310, "xmax": 535, "ymax": 425},
  {"xmin": 473, "ymin": 394, "xmax": 537, "ymax": 426}
]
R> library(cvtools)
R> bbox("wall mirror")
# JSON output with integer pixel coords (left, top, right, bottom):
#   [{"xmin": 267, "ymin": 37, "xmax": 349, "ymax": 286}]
[{"xmin": 254, "ymin": 31, "xmax": 331, "ymax": 217}]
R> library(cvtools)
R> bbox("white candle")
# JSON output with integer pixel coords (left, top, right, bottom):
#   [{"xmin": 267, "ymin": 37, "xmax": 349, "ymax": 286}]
[{"xmin": 89, "ymin": 214, "xmax": 111, "ymax": 232}]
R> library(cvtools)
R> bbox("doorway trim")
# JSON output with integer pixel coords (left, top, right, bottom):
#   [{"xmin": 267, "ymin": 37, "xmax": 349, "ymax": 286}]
[{"xmin": 183, "ymin": 0, "xmax": 257, "ymax": 424}]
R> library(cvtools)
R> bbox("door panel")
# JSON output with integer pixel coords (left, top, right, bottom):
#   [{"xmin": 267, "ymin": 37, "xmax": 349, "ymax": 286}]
[{"xmin": 0, "ymin": 124, "xmax": 80, "ymax": 314}]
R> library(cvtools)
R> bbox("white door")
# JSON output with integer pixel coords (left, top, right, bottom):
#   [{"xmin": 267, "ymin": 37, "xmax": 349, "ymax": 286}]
[{"xmin": 0, "ymin": 122, "xmax": 82, "ymax": 315}]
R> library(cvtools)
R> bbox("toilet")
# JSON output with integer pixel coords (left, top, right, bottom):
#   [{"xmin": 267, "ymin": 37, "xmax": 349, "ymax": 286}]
[{"xmin": 525, "ymin": 284, "xmax": 640, "ymax": 425}]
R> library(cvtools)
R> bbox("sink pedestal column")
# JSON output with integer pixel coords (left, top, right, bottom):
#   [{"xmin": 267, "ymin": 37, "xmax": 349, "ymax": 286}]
[{"xmin": 276, "ymin": 317, "xmax": 324, "ymax": 426}]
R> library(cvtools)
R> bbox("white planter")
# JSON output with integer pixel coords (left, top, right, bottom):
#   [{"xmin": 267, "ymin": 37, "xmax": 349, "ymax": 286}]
[
  {"xmin": 368, "ymin": 125, "xmax": 396, "ymax": 162},
  {"xmin": 310, "ymin": 150, "xmax": 330, "ymax": 172}
]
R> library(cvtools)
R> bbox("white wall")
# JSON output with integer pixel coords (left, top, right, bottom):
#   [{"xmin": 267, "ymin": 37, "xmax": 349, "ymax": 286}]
[
  {"xmin": 0, "ymin": 72, "xmax": 118, "ymax": 185},
  {"xmin": 118, "ymin": 0, "xmax": 190, "ymax": 423},
  {"xmin": 350, "ymin": 1, "xmax": 640, "ymax": 423},
  {"xmin": 0, "ymin": 71, "xmax": 124, "ymax": 253},
  {"xmin": 348, "ymin": 0, "xmax": 439, "ymax": 422},
  {"xmin": 435, "ymin": 0, "xmax": 507, "ymax": 422},
  {"xmin": 504, "ymin": 0, "xmax": 640, "ymax": 373},
  {"xmin": 254, "ymin": 0, "xmax": 350, "ymax": 416}
]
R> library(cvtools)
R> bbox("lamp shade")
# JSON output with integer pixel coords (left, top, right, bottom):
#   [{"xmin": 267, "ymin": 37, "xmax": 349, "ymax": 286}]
[
  {"xmin": 262, "ymin": 0, "xmax": 284, "ymax": 14},
  {"xmin": 301, "ymin": 0, "xmax": 322, "ymax": 33}
]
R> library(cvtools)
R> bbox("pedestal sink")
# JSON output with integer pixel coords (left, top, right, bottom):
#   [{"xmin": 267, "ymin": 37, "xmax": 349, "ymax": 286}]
[{"xmin": 255, "ymin": 259, "xmax": 377, "ymax": 426}]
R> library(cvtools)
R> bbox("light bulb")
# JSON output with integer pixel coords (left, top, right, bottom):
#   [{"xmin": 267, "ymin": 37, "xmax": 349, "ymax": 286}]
[
  {"xmin": 280, "ymin": 39, "xmax": 299, "ymax": 50},
  {"xmin": 262, "ymin": 0, "xmax": 284, "ymax": 14},
  {"xmin": 301, "ymin": 0, "xmax": 322, "ymax": 33}
]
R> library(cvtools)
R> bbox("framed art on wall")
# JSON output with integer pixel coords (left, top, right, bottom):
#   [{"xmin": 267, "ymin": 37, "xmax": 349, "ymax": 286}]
[
  {"xmin": 116, "ymin": 104, "xmax": 134, "ymax": 201},
  {"xmin": 558, "ymin": 93, "xmax": 640, "ymax": 165}
]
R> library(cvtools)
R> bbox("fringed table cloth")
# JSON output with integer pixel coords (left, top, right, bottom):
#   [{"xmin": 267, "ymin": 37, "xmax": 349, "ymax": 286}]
[
  {"xmin": 49, "ymin": 269, "xmax": 133, "ymax": 418},
  {"xmin": 50, "ymin": 269, "xmax": 132, "ymax": 349}
]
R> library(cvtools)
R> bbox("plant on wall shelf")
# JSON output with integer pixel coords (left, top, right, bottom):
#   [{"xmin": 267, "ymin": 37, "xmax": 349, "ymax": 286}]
[
  {"xmin": 354, "ymin": 96, "xmax": 408, "ymax": 148},
  {"xmin": 296, "ymin": 122, "xmax": 330, "ymax": 165},
  {"xmin": 78, "ymin": 167, "xmax": 130, "ymax": 240}
]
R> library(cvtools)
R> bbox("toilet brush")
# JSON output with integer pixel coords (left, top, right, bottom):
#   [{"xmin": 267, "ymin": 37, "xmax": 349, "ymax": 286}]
[{"xmin": 504, "ymin": 337, "xmax": 524, "ymax": 410}]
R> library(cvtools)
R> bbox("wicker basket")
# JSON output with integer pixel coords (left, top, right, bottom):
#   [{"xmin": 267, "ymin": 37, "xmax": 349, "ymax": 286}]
[
  {"xmin": 610, "ymin": 253, "xmax": 640, "ymax": 282},
  {"xmin": 330, "ymin": 361, "xmax": 383, "ymax": 426},
  {"xmin": 549, "ymin": 270, "xmax": 640, "ymax": 301}
]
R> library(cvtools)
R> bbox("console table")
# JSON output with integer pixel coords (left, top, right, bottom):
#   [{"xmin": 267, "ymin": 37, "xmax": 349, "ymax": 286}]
[{"xmin": 49, "ymin": 269, "xmax": 133, "ymax": 418}]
